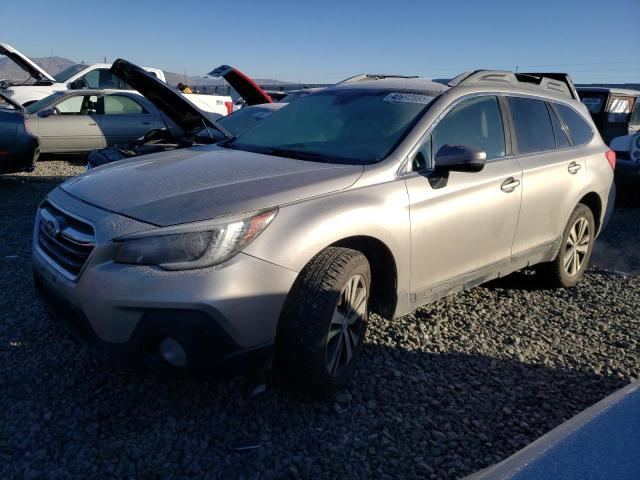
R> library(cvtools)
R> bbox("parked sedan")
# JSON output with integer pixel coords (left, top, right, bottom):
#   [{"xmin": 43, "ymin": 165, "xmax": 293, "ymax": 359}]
[
  {"xmin": 0, "ymin": 92, "xmax": 39, "ymax": 173},
  {"xmin": 22, "ymin": 90, "xmax": 166, "ymax": 154}
]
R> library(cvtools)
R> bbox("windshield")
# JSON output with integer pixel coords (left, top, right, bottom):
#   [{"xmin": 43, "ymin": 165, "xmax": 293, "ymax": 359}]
[
  {"xmin": 229, "ymin": 90, "xmax": 434, "ymax": 164},
  {"xmin": 193, "ymin": 107, "xmax": 279, "ymax": 143},
  {"xmin": 53, "ymin": 64, "xmax": 87, "ymax": 82},
  {"xmin": 24, "ymin": 92, "xmax": 66, "ymax": 114}
]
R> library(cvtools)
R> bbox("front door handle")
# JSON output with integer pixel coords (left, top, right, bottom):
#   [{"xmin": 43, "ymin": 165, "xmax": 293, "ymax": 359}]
[
  {"xmin": 568, "ymin": 162, "xmax": 582, "ymax": 174},
  {"xmin": 88, "ymin": 122, "xmax": 97, "ymax": 126},
  {"xmin": 142, "ymin": 121, "xmax": 151, "ymax": 125},
  {"xmin": 501, "ymin": 177, "xmax": 521, "ymax": 193}
]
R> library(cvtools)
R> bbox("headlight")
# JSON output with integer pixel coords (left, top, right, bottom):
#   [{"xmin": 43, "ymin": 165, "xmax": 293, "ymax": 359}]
[{"xmin": 114, "ymin": 209, "xmax": 277, "ymax": 270}]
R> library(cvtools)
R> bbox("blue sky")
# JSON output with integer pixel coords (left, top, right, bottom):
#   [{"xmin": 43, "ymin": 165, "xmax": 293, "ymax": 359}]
[{"xmin": 2, "ymin": 0, "xmax": 639, "ymax": 84}]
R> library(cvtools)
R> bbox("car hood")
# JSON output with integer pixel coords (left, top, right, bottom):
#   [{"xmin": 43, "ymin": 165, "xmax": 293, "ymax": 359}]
[
  {"xmin": 61, "ymin": 146, "xmax": 364, "ymax": 226},
  {"xmin": 0, "ymin": 42, "xmax": 56, "ymax": 83},
  {"xmin": 207, "ymin": 65, "xmax": 272, "ymax": 106},
  {"xmin": 111, "ymin": 59, "xmax": 223, "ymax": 137}
]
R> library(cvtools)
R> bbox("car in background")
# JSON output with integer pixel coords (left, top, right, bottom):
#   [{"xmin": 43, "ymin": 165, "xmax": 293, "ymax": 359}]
[
  {"xmin": 87, "ymin": 60, "xmax": 285, "ymax": 168},
  {"xmin": 610, "ymin": 130, "xmax": 640, "ymax": 185},
  {"xmin": 0, "ymin": 42, "xmax": 234, "ymax": 116},
  {"xmin": 19, "ymin": 89, "xmax": 168, "ymax": 155},
  {"xmin": 88, "ymin": 102, "xmax": 286, "ymax": 168},
  {"xmin": 577, "ymin": 87, "xmax": 640, "ymax": 144},
  {"xmin": 0, "ymin": 91, "xmax": 39, "ymax": 173},
  {"xmin": 34, "ymin": 70, "xmax": 615, "ymax": 394}
]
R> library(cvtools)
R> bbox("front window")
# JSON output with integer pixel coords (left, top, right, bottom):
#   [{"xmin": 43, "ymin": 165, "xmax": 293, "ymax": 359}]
[
  {"xmin": 53, "ymin": 64, "xmax": 87, "ymax": 82},
  {"xmin": 53, "ymin": 95, "xmax": 99, "ymax": 115},
  {"xmin": 228, "ymin": 89, "xmax": 435, "ymax": 164}
]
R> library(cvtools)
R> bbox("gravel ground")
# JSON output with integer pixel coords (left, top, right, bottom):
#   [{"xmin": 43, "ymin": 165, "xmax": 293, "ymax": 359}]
[{"xmin": 1, "ymin": 158, "xmax": 639, "ymax": 479}]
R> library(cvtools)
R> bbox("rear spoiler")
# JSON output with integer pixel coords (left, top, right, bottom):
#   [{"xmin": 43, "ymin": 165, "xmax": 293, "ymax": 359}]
[{"xmin": 519, "ymin": 72, "xmax": 580, "ymax": 100}]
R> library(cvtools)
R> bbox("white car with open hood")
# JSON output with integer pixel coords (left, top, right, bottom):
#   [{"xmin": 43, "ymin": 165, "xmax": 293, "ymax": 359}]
[{"xmin": 0, "ymin": 42, "xmax": 233, "ymax": 116}]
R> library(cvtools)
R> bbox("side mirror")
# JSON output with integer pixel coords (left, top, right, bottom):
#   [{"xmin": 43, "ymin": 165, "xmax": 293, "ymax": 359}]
[
  {"xmin": 38, "ymin": 108, "xmax": 55, "ymax": 118},
  {"xmin": 434, "ymin": 144, "xmax": 486, "ymax": 173},
  {"xmin": 68, "ymin": 78, "xmax": 88, "ymax": 90}
]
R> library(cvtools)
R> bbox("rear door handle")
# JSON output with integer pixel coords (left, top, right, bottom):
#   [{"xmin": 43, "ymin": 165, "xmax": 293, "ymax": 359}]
[
  {"xmin": 88, "ymin": 122, "xmax": 97, "ymax": 126},
  {"xmin": 568, "ymin": 162, "xmax": 581, "ymax": 174},
  {"xmin": 501, "ymin": 177, "xmax": 521, "ymax": 193},
  {"xmin": 142, "ymin": 121, "xmax": 151, "ymax": 125}
]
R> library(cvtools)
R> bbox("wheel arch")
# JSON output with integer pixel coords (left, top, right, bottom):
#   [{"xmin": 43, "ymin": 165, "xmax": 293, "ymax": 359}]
[
  {"xmin": 330, "ymin": 236, "xmax": 398, "ymax": 319},
  {"xmin": 578, "ymin": 192, "xmax": 603, "ymax": 234}
]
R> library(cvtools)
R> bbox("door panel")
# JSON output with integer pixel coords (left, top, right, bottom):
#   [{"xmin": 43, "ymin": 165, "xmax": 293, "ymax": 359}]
[
  {"xmin": 98, "ymin": 113, "xmax": 157, "ymax": 145},
  {"xmin": 35, "ymin": 94, "xmax": 105, "ymax": 153},
  {"xmin": 507, "ymin": 97, "xmax": 588, "ymax": 255},
  {"xmin": 97, "ymin": 95, "xmax": 160, "ymax": 145},
  {"xmin": 511, "ymin": 150, "xmax": 587, "ymax": 255},
  {"xmin": 406, "ymin": 158, "xmax": 523, "ymax": 297}
]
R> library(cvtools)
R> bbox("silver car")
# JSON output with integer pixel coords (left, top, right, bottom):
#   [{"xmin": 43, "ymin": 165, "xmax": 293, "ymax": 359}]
[
  {"xmin": 32, "ymin": 70, "xmax": 616, "ymax": 394},
  {"xmin": 22, "ymin": 90, "xmax": 165, "ymax": 154}
]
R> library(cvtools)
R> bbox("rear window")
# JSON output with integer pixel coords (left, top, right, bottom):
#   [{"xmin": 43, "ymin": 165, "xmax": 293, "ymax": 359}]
[
  {"xmin": 554, "ymin": 104, "xmax": 594, "ymax": 146},
  {"xmin": 580, "ymin": 96, "xmax": 605, "ymax": 113},
  {"xmin": 508, "ymin": 97, "xmax": 556, "ymax": 154}
]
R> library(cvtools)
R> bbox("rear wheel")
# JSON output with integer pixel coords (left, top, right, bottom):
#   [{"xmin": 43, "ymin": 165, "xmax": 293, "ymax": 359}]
[
  {"xmin": 275, "ymin": 247, "xmax": 370, "ymax": 395},
  {"xmin": 536, "ymin": 204, "xmax": 595, "ymax": 288}
]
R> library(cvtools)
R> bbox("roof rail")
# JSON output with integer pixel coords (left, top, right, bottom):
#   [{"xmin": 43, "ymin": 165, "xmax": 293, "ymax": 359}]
[
  {"xmin": 337, "ymin": 73, "xmax": 419, "ymax": 84},
  {"xmin": 448, "ymin": 70, "xmax": 578, "ymax": 100}
]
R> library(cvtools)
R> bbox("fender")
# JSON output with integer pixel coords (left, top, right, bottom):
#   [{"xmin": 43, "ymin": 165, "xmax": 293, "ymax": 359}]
[{"xmin": 243, "ymin": 178, "xmax": 412, "ymax": 314}]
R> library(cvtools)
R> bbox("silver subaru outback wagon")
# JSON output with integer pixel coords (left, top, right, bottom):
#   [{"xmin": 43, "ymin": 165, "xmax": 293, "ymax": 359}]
[{"xmin": 32, "ymin": 70, "xmax": 615, "ymax": 394}]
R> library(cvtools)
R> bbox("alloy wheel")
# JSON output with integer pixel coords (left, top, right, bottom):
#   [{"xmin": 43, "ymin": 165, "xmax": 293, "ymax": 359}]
[
  {"xmin": 564, "ymin": 217, "xmax": 590, "ymax": 276},
  {"xmin": 326, "ymin": 274, "xmax": 367, "ymax": 377}
]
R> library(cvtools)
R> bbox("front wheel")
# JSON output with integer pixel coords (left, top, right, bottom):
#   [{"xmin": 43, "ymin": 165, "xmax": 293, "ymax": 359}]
[
  {"xmin": 275, "ymin": 247, "xmax": 370, "ymax": 395},
  {"xmin": 536, "ymin": 204, "xmax": 595, "ymax": 288}
]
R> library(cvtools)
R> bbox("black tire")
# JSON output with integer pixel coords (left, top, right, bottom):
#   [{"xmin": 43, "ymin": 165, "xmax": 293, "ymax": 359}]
[
  {"xmin": 536, "ymin": 203, "xmax": 595, "ymax": 288},
  {"xmin": 275, "ymin": 247, "xmax": 371, "ymax": 395}
]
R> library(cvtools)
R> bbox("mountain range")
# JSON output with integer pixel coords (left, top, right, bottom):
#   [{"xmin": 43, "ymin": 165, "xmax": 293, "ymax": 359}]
[{"xmin": 0, "ymin": 55, "xmax": 291, "ymax": 86}]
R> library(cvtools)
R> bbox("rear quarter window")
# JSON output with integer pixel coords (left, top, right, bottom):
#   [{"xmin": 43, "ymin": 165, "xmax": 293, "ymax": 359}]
[{"xmin": 554, "ymin": 103, "xmax": 594, "ymax": 146}]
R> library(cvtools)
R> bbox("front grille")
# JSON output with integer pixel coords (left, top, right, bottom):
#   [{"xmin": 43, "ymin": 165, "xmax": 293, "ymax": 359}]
[{"xmin": 37, "ymin": 202, "xmax": 95, "ymax": 279}]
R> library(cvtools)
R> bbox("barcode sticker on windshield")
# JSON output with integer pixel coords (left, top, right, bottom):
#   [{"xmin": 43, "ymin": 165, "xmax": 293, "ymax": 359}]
[{"xmin": 383, "ymin": 93, "xmax": 434, "ymax": 105}]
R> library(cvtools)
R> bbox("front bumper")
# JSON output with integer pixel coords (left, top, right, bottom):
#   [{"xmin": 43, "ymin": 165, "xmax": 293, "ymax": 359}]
[{"xmin": 32, "ymin": 189, "xmax": 298, "ymax": 374}]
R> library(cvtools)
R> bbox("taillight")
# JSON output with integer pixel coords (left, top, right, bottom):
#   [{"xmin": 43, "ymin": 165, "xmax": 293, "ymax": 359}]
[
  {"xmin": 0, "ymin": 150, "xmax": 9, "ymax": 156},
  {"xmin": 224, "ymin": 101, "xmax": 233, "ymax": 115},
  {"xmin": 605, "ymin": 149, "xmax": 616, "ymax": 170},
  {"xmin": 24, "ymin": 118, "xmax": 35, "ymax": 135}
]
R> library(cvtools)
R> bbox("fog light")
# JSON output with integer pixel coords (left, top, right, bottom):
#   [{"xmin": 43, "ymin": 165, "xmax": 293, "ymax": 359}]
[{"xmin": 158, "ymin": 337, "xmax": 187, "ymax": 367}]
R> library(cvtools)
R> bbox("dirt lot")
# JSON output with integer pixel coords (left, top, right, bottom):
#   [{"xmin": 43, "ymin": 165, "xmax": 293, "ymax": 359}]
[{"xmin": 1, "ymin": 157, "xmax": 639, "ymax": 479}]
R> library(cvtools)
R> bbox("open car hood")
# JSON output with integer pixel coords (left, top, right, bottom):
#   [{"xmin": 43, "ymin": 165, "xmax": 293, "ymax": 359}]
[
  {"xmin": 0, "ymin": 90, "xmax": 24, "ymax": 111},
  {"xmin": 0, "ymin": 42, "xmax": 56, "ymax": 83},
  {"xmin": 207, "ymin": 65, "xmax": 272, "ymax": 105},
  {"xmin": 111, "ymin": 59, "xmax": 226, "ymax": 137}
]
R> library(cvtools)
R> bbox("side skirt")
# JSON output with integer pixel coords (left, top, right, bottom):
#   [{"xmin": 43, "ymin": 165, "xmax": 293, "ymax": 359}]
[{"xmin": 407, "ymin": 237, "xmax": 561, "ymax": 312}]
